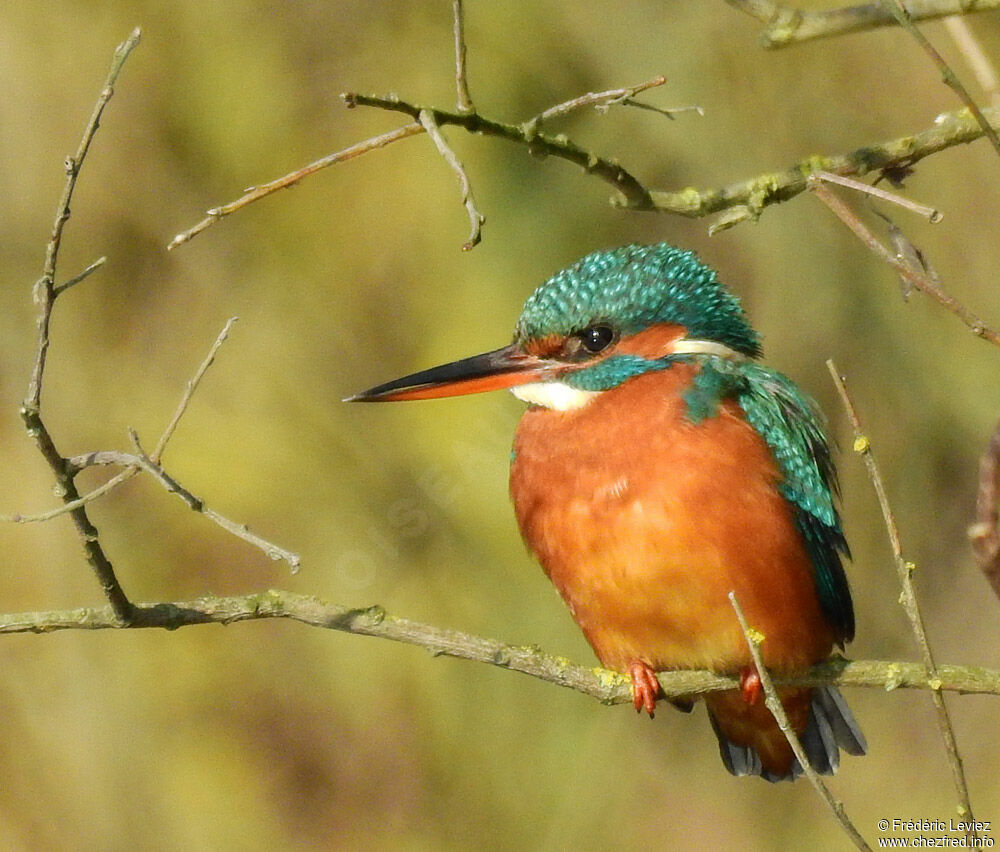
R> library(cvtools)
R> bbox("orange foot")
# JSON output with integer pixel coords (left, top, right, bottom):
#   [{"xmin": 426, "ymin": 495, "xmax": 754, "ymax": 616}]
[
  {"xmin": 739, "ymin": 665, "xmax": 762, "ymax": 705},
  {"xmin": 627, "ymin": 660, "xmax": 661, "ymax": 718}
]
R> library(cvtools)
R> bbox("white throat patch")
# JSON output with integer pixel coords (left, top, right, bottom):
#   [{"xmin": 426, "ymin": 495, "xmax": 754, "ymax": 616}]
[{"xmin": 511, "ymin": 381, "xmax": 601, "ymax": 411}]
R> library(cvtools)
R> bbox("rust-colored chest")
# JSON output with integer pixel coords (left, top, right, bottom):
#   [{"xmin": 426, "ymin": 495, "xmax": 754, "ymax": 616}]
[{"xmin": 508, "ymin": 364, "xmax": 834, "ymax": 675}]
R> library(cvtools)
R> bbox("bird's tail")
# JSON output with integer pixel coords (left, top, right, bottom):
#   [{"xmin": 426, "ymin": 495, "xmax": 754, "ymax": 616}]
[{"xmin": 706, "ymin": 685, "xmax": 866, "ymax": 782}]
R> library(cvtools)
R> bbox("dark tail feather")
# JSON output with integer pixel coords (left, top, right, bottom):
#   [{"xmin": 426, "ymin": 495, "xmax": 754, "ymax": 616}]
[{"xmin": 711, "ymin": 686, "xmax": 866, "ymax": 783}]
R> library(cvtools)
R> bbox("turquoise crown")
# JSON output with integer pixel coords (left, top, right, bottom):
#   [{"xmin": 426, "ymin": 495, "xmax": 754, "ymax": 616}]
[{"xmin": 515, "ymin": 243, "xmax": 762, "ymax": 358}]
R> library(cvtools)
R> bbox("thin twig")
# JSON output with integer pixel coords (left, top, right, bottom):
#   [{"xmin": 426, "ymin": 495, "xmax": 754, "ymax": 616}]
[
  {"xmin": 418, "ymin": 109, "xmax": 485, "ymax": 250},
  {"xmin": 728, "ymin": 592, "xmax": 870, "ymax": 851},
  {"xmin": 452, "ymin": 0, "xmax": 474, "ymax": 113},
  {"xmin": 808, "ymin": 177, "xmax": 1000, "ymax": 347},
  {"xmin": 152, "ymin": 317, "xmax": 238, "ymax": 461},
  {"xmin": 529, "ymin": 76, "xmax": 675, "ymax": 125},
  {"xmin": 881, "ymin": 0, "xmax": 1000, "ymax": 158},
  {"xmin": 167, "ymin": 123, "xmax": 425, "ymax": 249},
  {"xmin": 26, "ymin": 28, "xmax": 140, "ymax": 411},
  {"xmin": 827, "ymin": 361, "xmax": 976, "ymax": 826},
  {"xmin": 6, "ymin": 319, "xmax": 240, "ymax": 525},
  {"xmin": 127, "ymin": 432, "xmax": 301, "ymax": 572},
  {"xmin": 53, "ymin": 256, "xmax": 107, "ymax": 297},
  {"xmin": 726, "ymin": 0, "xmax": 1000, "ymax": 49},
  {"xmin": 970, "ymin": 417, "xmax": 1000, "ymax": 600},
  {"xmin": 812, "ymin": 170, "xmax": 941, "ymax": 221}
]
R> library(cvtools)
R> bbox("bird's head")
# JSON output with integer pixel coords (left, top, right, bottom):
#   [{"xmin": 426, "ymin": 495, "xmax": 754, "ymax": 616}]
[{"xmin": 346, "ymin": 244, "xmax": 760, "ymax": 410}]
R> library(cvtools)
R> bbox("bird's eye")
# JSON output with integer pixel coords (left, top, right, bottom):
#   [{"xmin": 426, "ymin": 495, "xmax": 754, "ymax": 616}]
[{"xmin": 579, "ymin": 325, "xmax": 616, "ymax": 354}]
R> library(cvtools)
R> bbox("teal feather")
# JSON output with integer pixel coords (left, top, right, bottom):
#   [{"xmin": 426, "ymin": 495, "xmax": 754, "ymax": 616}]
[{"xmin": 516, "ymin": 244, "xmax": 761, "ymax": 357}]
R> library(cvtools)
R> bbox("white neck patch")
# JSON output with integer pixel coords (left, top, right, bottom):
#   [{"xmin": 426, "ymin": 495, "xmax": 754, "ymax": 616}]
[
  {"xmin": 508, "ymin": 339, "xmax": 743, "ymax": 412},
  {"xmin": 511, "ymin": 381, "xmax": 601, "ymax": 411}
]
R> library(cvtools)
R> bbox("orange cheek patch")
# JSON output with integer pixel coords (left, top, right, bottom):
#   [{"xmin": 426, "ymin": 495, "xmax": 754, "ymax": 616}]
[{"xmin": 612, "ymin": 323, "xmax": 687, "ymax": 359}]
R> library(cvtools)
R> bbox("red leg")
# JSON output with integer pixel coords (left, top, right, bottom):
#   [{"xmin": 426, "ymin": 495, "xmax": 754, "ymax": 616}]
[
  {"xmin": 627, "ymin": 660, "xmax": 661, "ymax": 717},
  {"xmin": 739, "ymin": 665, "xmax": 762, "ymax": 705}
]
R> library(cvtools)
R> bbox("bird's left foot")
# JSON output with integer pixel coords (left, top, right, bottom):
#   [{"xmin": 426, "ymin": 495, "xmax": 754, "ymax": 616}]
[
  {"xmin": 739, "ymin": 665, "xmax": 762, "ymax": 705},
  {"xmin": 627, "ymin": 660, "xmax": 661, "ymax": 717}
]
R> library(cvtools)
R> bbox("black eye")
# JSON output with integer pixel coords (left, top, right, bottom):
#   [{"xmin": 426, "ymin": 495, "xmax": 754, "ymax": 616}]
[{"xmin": 579, "ymin": 325, "xmax": 616, "ymax": 354}]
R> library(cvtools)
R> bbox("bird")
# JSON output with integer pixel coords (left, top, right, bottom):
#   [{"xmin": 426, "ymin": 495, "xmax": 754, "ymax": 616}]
[{"xmin": 346, "ymin": 243, "xmax": 866, "ymax": 781}]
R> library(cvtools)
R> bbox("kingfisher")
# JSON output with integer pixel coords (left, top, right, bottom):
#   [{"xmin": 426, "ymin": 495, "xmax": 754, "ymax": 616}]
[{"xmin": 347, "ymin": 243, "xmax": 866, "ymax": 781}]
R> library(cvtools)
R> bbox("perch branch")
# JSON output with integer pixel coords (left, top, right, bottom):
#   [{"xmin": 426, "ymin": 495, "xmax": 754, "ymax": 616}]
[
  {"xmin": 726, "ymin": 0, "xmax": 1000, "ymax": 49},
  {"xmin": 1, "ymin": 589, "xmax": 1000, "ymax": 700},
  {"xmin": 827, "ymin": 362, "xmax": 975, "ymax": 826},
  {"xmin": 729, "ymin": 592, "xmax": 870, "ymax": 851}
]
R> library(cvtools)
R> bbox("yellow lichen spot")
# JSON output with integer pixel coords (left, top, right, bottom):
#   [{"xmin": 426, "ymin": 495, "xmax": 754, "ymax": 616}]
[
  {"xmin": 928, "ymin": 677, "xmax": 943, "ymax": 691},
  {"xmin": 884, "ymin": 663, "xmax": 903, "ymax": 691},
  {"xmin": 853, "ymin": 435, "xmax": 870, "ymax": 453}
]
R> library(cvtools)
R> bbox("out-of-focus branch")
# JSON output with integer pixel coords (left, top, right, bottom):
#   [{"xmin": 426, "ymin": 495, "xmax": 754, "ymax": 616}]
[
  {"xmin": 970, "ymin": 417, "xmax": 1000, "ymax": 600},
  {"xmin": 882, "ymin": 0, "xmax": 1000, "ymax": 158},
  {"xmin": 726, "ymin": 0, "xmax": 1000, "ymax": 49}
]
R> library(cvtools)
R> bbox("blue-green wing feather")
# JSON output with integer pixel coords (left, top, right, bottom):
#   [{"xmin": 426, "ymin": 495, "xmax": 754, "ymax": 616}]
[
  {"xmin": 683, "ymin": 360, "xmax": 854, "ymax": 644},
  {"xmin": 734, "ymin": 363, "xmax": 854, "ymax": 644}
]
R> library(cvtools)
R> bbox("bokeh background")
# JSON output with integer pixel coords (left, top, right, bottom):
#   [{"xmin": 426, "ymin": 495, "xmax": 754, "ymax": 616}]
[{"xmin": 2, "ymin": 2, "xmax": 1000, "ymax": 849}]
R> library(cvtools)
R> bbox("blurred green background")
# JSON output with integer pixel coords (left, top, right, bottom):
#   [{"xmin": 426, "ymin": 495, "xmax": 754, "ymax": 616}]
[{"xmin": 2, "ymin": 2, "xmax": 1000, "ymax": 849}]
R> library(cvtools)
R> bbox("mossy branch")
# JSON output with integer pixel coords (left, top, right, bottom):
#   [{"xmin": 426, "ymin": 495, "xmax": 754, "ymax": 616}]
[{"xmin": 726, "ymin": 0, "xmax": 1000, "ymax": 49}]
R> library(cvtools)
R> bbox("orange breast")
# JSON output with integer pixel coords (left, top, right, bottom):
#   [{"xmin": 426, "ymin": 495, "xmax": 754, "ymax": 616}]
[{"xmin": 509, "ymin": 363, "xmax": 835, "ymax": 676}]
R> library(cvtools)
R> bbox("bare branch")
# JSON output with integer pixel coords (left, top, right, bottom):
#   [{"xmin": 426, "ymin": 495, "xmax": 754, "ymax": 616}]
[
  {"xmin": 728, "ymin": 592, "xmax": 870, "ymax": 851},
  {"xmin": 18, "ymin": 28, "xmax": 143, "ymax": 624},
  {"xmin": 808, "ymin": 177, "xmax": 1000, "ymax": 347},
  {"xmin": 528, "ymin": 76, "xmax": 676, "ymax": 125},
  {"xmin": 418, "ymin": 109, "xmax": 485, "ymax": 250},
  {"xmin": 53, "ymin": 256, "xmax": 107, "ymax": 297},
  {"xmin": 827, "ymin": 361, "xmax": 976, "ymax": 825},
  {"xmin": 811, "ymin": 170, "xmax": 941, "ymax": 221},
  {"xmin": 452, "ymin": 0, "xmax": 474, "ymax": 113},
  {"xmin": 726, "ymin": 0, "xmax": 1000, "ymax": 49},
  {"xmin": 167, "ymin": 123, "xmax": 425, "ymax": 249},
  {"xmin": 343, "ymin": 92, "xmax": 655, "ymax": 209},
  {"xmin": 127, "ymin": 432, "xmax": 301, "ymax": 572}
]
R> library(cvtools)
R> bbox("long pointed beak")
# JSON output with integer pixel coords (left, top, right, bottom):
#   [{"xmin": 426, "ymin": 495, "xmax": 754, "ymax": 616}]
[{"xmin": 344, "ymin": 343, "xmax": 552, "ymax": 402}]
